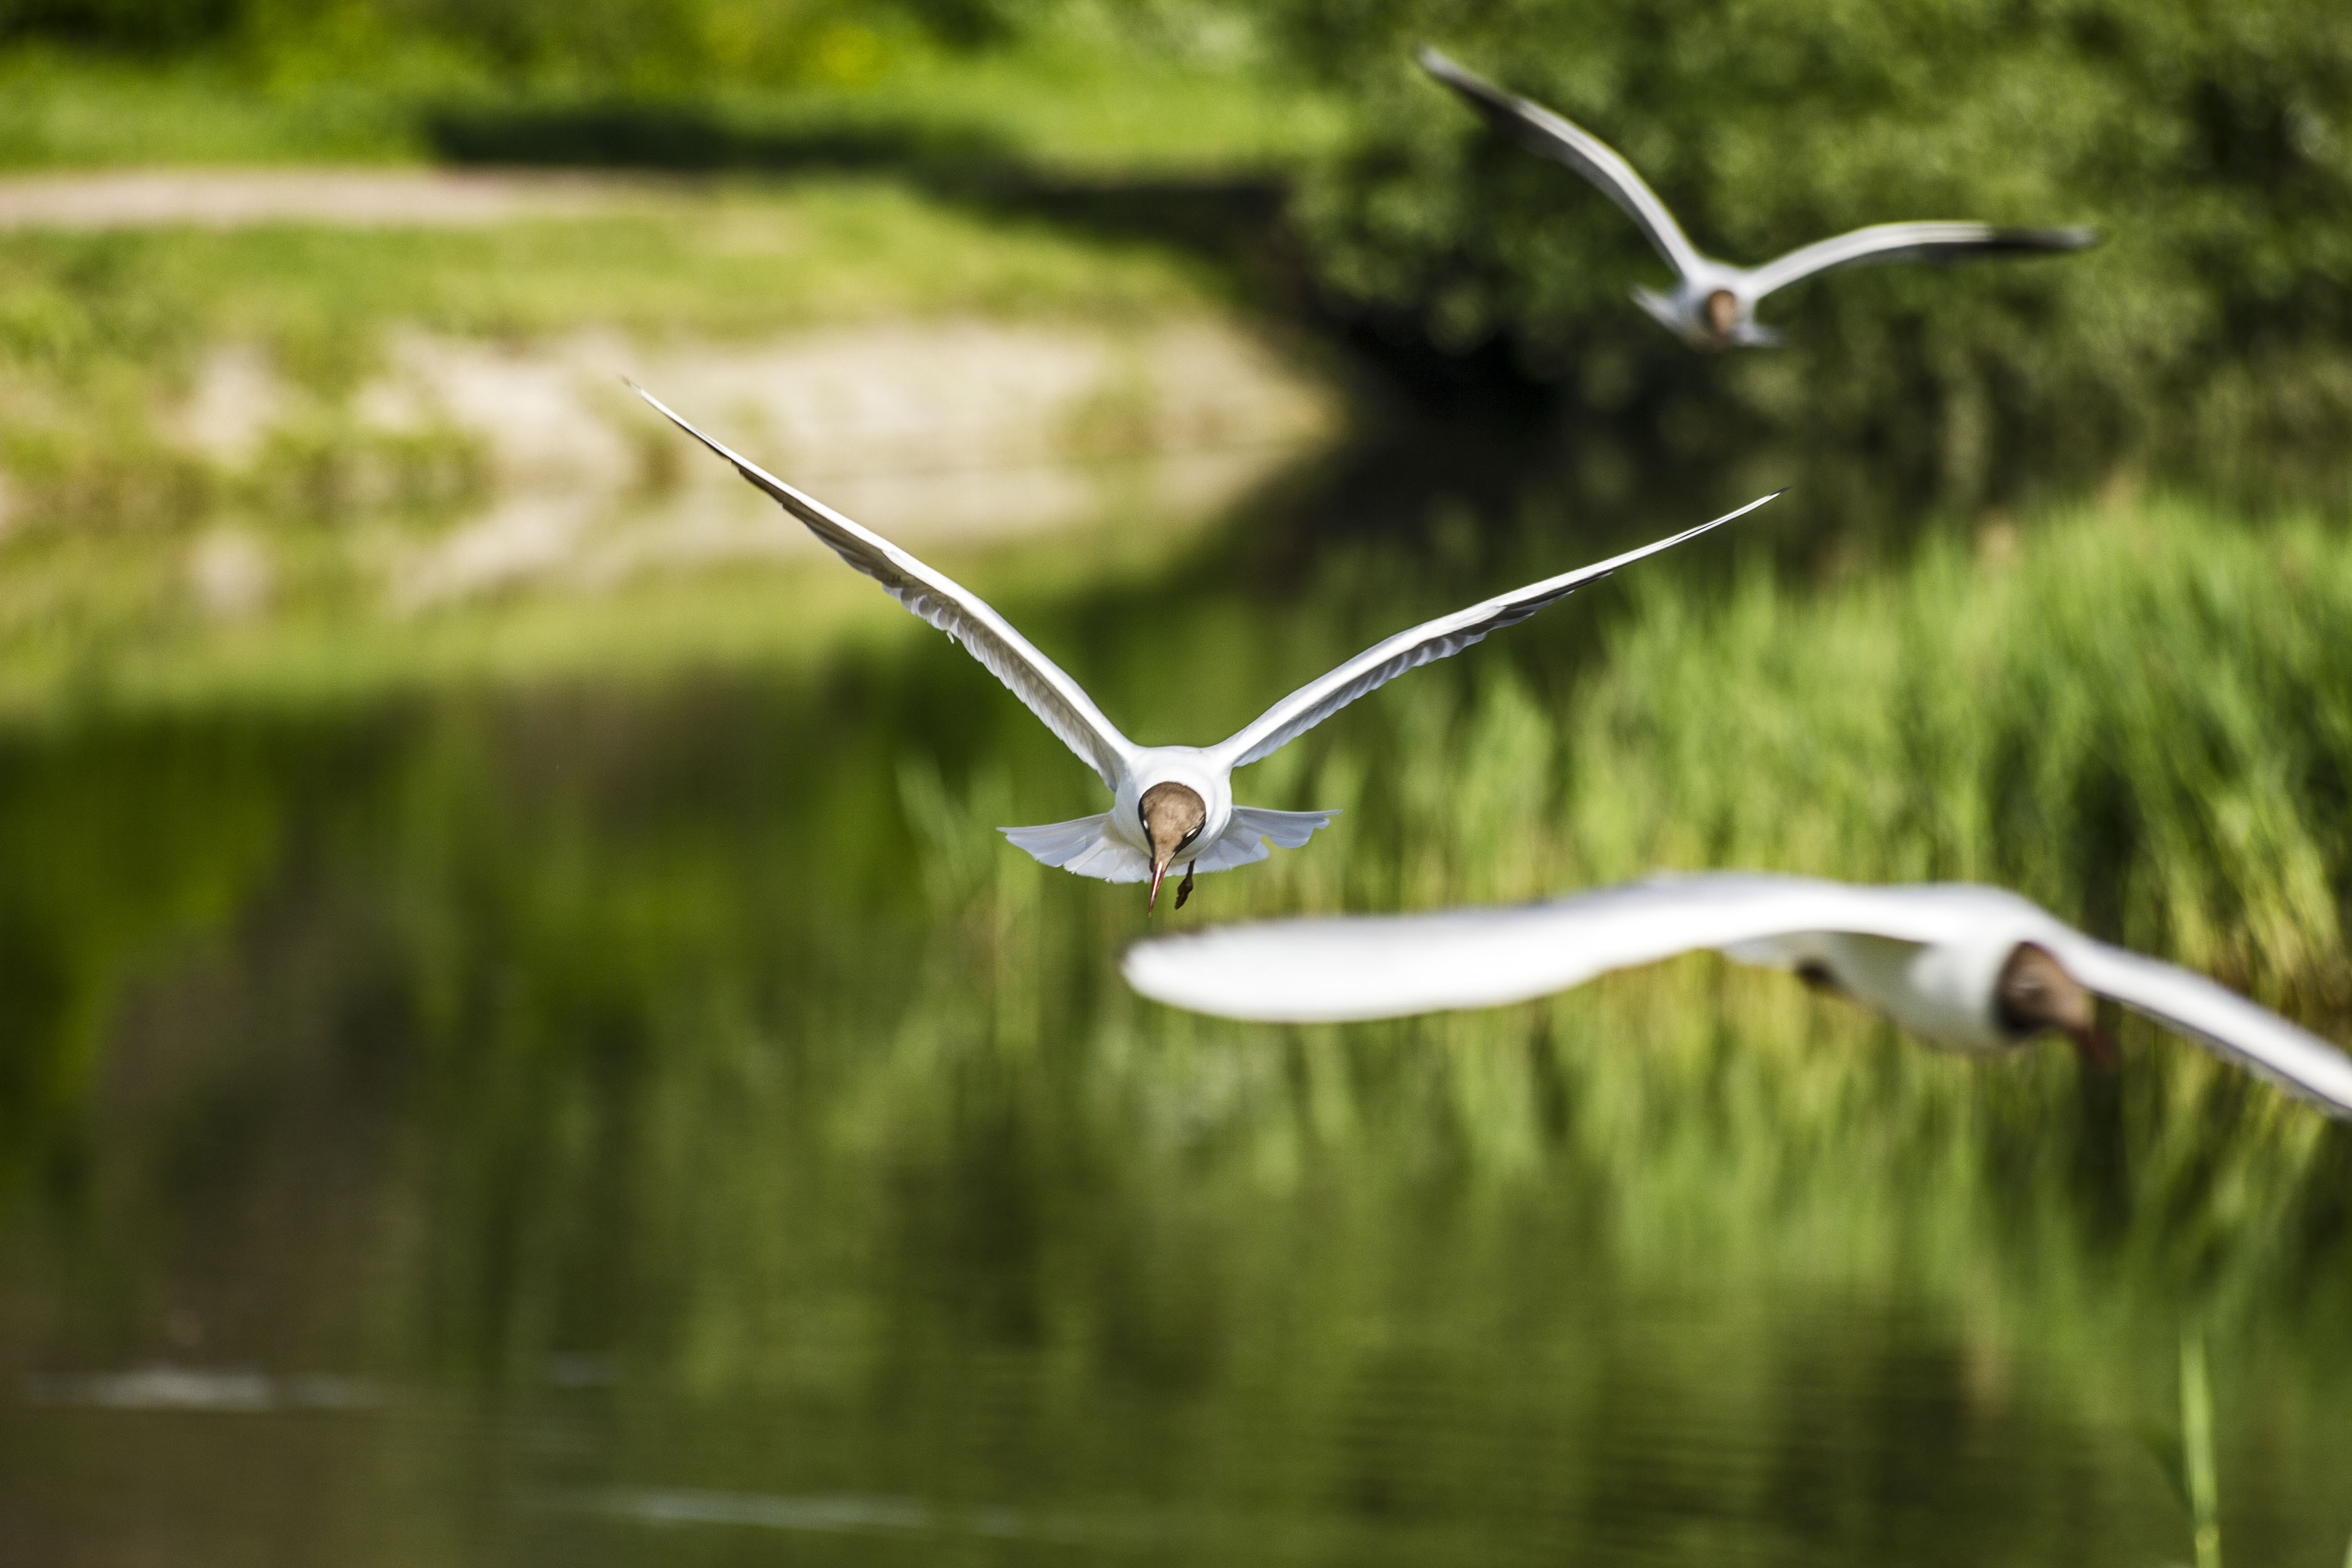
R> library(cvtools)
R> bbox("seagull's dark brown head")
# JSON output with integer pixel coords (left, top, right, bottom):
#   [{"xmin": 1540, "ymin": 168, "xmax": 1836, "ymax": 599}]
[
  {"xmin": 1996, "ymin": 942, "xmax": 2114, "ymax": 1066},
  {"xmin": 1703, "ymin": 289, "xmax": 1740, "ymax": 344},
  {"xmin": 1139, "ymin": 782, "xmax": 1207, "ymax": 912}
]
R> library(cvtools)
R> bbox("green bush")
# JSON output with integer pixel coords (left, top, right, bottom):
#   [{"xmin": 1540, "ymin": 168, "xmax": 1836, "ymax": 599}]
[{"xmin": 1265, "ymin": 0, "xmax": 2352, "ymax": 499}]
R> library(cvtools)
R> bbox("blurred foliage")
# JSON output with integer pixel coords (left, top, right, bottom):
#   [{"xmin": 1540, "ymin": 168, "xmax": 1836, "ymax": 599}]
[
  {"xmin": 3, "ymin": 0, "xmax": 916, "ymax": 85},
  {"xmin": 0, "ymin": 11, "xmax": 1339, "ymax": 177},
  {"xmin": 0, "ymin": 0, "xmax": 1274, "ymax": 89},
  {"xmin": 1263, "ymin": 0, "xmax": 2352, "ymax": 496}
]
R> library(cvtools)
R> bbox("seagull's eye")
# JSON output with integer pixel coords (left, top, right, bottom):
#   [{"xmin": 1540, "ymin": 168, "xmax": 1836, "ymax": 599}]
[{"xmin": 1179, "ymin": 826, "xmax": 1200, "ymax": 847}]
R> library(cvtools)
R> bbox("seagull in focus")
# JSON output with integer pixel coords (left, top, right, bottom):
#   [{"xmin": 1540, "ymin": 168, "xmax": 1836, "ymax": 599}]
[
  {"xmin": 634, "ymin": 386, "xmax": 1777, "ymax": 911},
  {"xmin": 1418, "ymin": 48, "xmax": 2097, "ymax": 350},
  {"xmin": 1124, "ymin": 873, "xmax": 2352, "ymax": 1116}
]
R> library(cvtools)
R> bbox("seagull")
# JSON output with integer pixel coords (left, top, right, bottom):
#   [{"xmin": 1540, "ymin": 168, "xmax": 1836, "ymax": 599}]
[
  {"xmin": 1417, "ymin": 48, "xmax": 2097, "ymax": 350},
  {"xmin": 1123, "ymin": 872, "xmax": 2352, "ymax": 1116},
  {"xmin": 633, "ymin": 386, "xmax": 1777, "ymax": 911}
]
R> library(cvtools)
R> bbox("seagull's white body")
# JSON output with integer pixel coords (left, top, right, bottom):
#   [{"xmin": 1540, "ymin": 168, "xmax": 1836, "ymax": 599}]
[
  {"xmin": 634, "ymin": 386, "xmax": 1775, "ymax": 889},
  {"xmin": 1124, "ymin": 873, "xmax": 2352, "ymax": 1117},
  {"xmin": 1419, "ymin": 48, "xmax": 2096, "ymax": 351}
]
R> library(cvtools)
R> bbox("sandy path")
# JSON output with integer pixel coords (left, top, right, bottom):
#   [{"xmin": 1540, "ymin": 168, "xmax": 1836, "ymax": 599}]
[{"xmin": 0, "ymin": 167, "xmax": 650, "ymax": 229}]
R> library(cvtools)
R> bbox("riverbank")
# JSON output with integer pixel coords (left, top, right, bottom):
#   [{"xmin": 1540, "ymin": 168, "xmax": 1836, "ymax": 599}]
[{"xmin": 0, "ymin": 169, "xmax": 1346, "ymax": 723}]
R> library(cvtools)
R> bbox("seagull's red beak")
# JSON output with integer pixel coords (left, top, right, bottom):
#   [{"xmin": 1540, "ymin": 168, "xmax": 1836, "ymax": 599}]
[{"xmin": 1148, "ymin": 857, "xmax": 1170, "ymax": 913}]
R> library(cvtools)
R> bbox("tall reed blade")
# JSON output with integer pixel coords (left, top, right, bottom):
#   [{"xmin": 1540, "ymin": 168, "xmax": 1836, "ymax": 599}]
[{"xmin": 2180, "ymin": 1320, "xmax": 2221, "ymax": 1568}]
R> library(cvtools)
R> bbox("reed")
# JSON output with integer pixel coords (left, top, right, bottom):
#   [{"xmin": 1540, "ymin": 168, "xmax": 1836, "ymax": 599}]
[{"xmin": 2180, "ymin": 1320, "xmax": 2222, "ymax": 1568}]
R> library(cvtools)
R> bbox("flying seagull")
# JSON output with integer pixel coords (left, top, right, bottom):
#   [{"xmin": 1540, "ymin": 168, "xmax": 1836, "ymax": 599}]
[
  {"xmin": 1418, "ymin": 48, "xmax": 2096, "ymax": 350},
  {"xmin": 633, "ymin": 386, "xmax": 1776, "ymax": 911},
  {"xmin": 1124, "ymin": 872, "xmax": 2352, "ymax": 1116}
]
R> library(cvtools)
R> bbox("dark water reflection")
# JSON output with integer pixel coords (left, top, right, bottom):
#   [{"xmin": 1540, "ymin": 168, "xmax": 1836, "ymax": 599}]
[{"xmin": 3, "ymin": 432, "xmax": 2349, "ymax": 1567}]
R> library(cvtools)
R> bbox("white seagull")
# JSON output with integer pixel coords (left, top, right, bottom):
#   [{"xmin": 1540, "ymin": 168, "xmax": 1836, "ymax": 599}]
[
  {"xmin": 1123, "ymin": 872, "xmax": 2352, "ymax": 1116},
  {"xmin": 633, "ymin": 386, "xmax": 1777, "ymax": 910},
  {"xmin": 1418, "ymin": 48, "xmax": 2097, "ymax": 350}
]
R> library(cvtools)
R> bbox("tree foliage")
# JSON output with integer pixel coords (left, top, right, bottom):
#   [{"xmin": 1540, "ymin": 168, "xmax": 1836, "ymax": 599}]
[{"xmin": 1267, "ymin": 0, "xmax": 2352, "ymax": 495}]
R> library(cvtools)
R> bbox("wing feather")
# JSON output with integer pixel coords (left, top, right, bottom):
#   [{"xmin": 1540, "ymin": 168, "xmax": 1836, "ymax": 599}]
[
  {"xmin": 1211, "ymin": 493, "xmax": 1776, "ymax": 771},
  {"xmin": 1745, "ymin": 221, "xmax": 2095, "ymax": 301},
  {"xmin": 1128, "ymin": 871, "xmax": 2352, "ymax": 1120},
  {"xmin": 635, "ymin": 386, "xmax": 1137, "ymax": 788},
  {"xmin": 2052, "ymin": 939, "xmax": 2352, "ymax": 1118},
  {"xmin": 1125, "ymin": 872, "xmax": 1939, "ymax": 1022},
  {"xmin": 1419, "ymin": 47, "xmax": 1705, "ymax": 280}
]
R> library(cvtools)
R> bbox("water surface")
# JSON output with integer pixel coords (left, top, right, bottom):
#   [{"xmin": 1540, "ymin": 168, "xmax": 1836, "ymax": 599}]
[{"xmin": 3, "ymin": 430, "xmax": 2348, "ymax": 1567}]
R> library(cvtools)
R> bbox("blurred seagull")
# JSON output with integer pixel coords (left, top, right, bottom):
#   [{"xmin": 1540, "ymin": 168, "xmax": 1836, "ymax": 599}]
[
  {"xmin": 1418, "ymin": 48, "xmax": 2097, "ymax": 350},
  {"xmin": 1124, "ymin": 873, "xmax": 2352, "ymax": 1116},
  {"xmin": 634, "ymin": 385, "xmax": 1776, "ymax": 912}
]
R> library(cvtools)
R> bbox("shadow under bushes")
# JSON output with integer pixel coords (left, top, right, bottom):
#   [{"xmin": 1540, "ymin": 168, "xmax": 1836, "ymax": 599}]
[
  {"xmin": 425, "ymin": 98, "xmax": 1017, "ymax": 179},
  {"xmin": 425, "ymin": 95, "xmax": 1290, "ymax": 265}
]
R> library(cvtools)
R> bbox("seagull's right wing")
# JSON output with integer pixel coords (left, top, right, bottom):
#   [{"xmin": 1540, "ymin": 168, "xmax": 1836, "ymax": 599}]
[
  {"xmin": 1209, "ymin": 493, "xmax": 1776, "ymax": 771},
  {"xmin": 1125, "ymin": 872, "xmax": 1924, "ymax": 1022},
  {"xmin": 1744, "ymin": 222, "xmax": 2096, "ymax": 301},
  {"xmin": 635, "ymin": 386, "xmax": 1137, "ymax": 790},
  {"xmin": 2051, "ymin": 939, "xmax": 2352, "ymax": 1118},
  {"xmin": 1418, "ymin": 46, "xmax": 1705, "ymax": 281}
]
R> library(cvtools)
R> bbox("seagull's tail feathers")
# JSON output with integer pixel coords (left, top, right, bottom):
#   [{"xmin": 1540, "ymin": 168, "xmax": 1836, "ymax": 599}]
[
  {"xmin": 1001, "ymin": 806, "xmax": 1337, "ymax": 884},
  {"xmin": 1000, "ymin": 815, "xmax": 1152, "ymax": 882},
  {"xmin": 1629, "ymin": 287, "xmax": 1684, "ymax": 336}
]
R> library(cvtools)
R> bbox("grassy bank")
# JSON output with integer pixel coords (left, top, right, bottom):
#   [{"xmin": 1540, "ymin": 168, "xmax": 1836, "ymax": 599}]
[{"xmin": 0, "ymin": 170, "xmax": 1320, "ymax": 722}]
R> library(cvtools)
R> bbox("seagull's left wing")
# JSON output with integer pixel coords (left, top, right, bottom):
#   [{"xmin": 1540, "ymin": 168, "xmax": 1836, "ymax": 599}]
[
  {"xmin": 1208, "ymin": 493, "xmax": 1777, "ymax": 771},
  {"xmin": 2050, "ymin": 938, "xmax": 2352, "ymax": 1118},
  {"xmin": 635, "ymin": 386, "xmax": 1138, "ymax": 790},
  {"xmin": 1419, "ymin": 48, "xmax": 1707, "ymax": 282},
  {"xmin": 1745, "ymin": 222, "xmax": 2095, "ymax": 301},
  {"xmin": 1125, "ymin": 872, "xmax": 1909, "ymax": 1022}
]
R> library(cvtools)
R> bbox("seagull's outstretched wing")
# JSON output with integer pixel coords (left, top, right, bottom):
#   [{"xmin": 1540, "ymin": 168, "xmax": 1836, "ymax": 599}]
[
  {"xmin": 1125, "ymin": 873, "xmax": 1909, "ymax": 1022},
  {"xmin": 1125, "ymin": 872, "xmax": 2352, "ymax": 1120},
  {"xmin": 2051, "ymin": 938, "xmax": 2352, "ymax": 1118},
  {"xmin": 1209, "ymin": 493, "xmax": 1777, "ymax": 771},
  {"xmin": 1744, "ymin": 222, "xmax": 2095, "ymax": 302},
  {"xmin": 1418, "ymin": 46, "xmax": 1705, "ymax": 281},
  {"xmin": 636, "ymin": 386, "xmax": 1137, "ymax": 790}
]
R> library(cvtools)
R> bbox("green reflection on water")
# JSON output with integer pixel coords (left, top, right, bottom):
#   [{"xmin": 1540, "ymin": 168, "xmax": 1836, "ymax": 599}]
[{"xmin": 2, "ymin": 474, "xmax": 2350, "ymax": 1567}]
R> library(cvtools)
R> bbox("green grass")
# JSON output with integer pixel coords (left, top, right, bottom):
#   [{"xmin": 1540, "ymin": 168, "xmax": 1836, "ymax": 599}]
[
  {"xmin": 0, "ymin": 46, "xmax": 435, "ymax": 167},
  {"xmin": 0, "ymin": 179, "xmax": 1224, "ymax": 387},
  {"xmin": 0, "ymin": 30, "xmax": 1342, "ymax": 176}
]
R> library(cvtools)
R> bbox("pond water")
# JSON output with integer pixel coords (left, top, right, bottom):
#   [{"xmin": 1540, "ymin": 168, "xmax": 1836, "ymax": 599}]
[{"xmin": 2, "ymin": 421, "xmax": 2348, "ymax": 1567}]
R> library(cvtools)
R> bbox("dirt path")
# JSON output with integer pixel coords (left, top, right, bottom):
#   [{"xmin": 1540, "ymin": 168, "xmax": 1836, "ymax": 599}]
[{"xmin": 0, "ymin": 167, "xmax": 651, "ymax": 229}]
